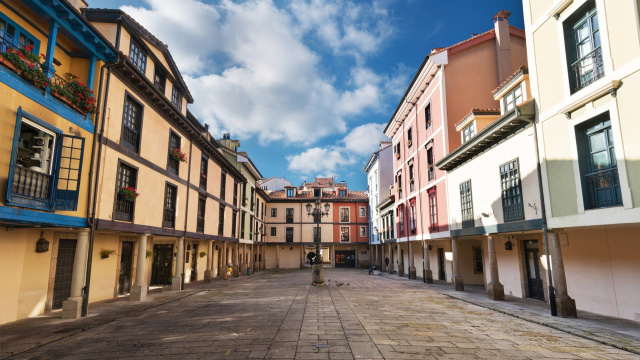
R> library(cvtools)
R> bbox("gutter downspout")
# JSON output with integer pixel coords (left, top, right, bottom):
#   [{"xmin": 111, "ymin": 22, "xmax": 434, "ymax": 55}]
[
  {"xmin": 519, "ymin": 108, "xmax": 557, "ymax": 316},
  {"xmin": 181, "ymin": 141, "xmax": 193, "ymax": 290},
  {"xmin": 82, "ymin": 52, "xmax": 122, "ymax": 317}
]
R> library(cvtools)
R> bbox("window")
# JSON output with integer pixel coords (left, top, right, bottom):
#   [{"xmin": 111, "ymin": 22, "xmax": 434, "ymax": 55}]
[
  {"xmin": 121, "ymin": 96, "xmax": 142, "ymax": 153},
  {"xmin": 473, "ymin": 247, "xmax": 483, "ymax": 274},
  {"xmin": 460, "ymin": 180, "xmax": 474, "ymax": 228},
  {"xmin": 231, "ymin": 210, "xmax": 237, "ymax": 238},
  {"xmin": 462, "ymin": 122, "xmax": 475, "ymax": 143},
  {"xmin": 7, "ymin": 110, "xmax": 85, "ymax": 211},
  {"xmin": 154, "ymin": 65, "xmax": 166, "ymax": 92},
  {"xmin": 360, "ymin": 226, "xmax": 366, "ymax": 237},
  {"xmin": 250, "ymin": 187, "xmax": 255, "ymax": 211},
  {"xmin": 503, "ymin": 84, "xmax": 522, "ymax": 112},
  {"xmin": 500, "ymin": 159, "xmax": 524, "ymax": 222},
  {"xmin": 314, "ymin": 188, "xmax": 322, "ymax": 198},
  {"xmin": 395, "ymin": 143, "xmax": 400, "ymax": 159},
  {"xmin": 286, "ymin": 227, "xmax": 294, "ymax": 242},
  {"xmin": 241, "ymin": 211, "xmax": 246, "ymax": 238},
  {"xmin": 270, "ymin": 227, "xmax": 277, "ymax": 236},
  {"xmin": 167, "ymin": 131, "xmax": 180, "ymax": 175},
  {"xmin": 339, "ymin": 190, "xmax": 347, "ymax": 197},
  {"xmin": 397, "ymin": 174, "xmax": 402, "ymax": 198},
  {"xmin": 409, "ymin": 200, "xmax": 416, "ymax": 233},
  {"xmin": 129, "ymin": 40, "xmax": 146, "ymax": 73},
  {"xmin": 286, "ymin": 208, "xmax": 294, "ymax": 223},
  {"xmin": 286, "ymin": 188, "xmax": 294, "ymax": 197},
  {"xmin": 577, "ymin": 118, "xmax": 622, "ymax": 209},
  {"xmin": 114, "ymin": 162, "xmax": 137, "ymax": 221},
  {"xmin": 220, "ymin": 172, "xmax": 226, "ymax": 201},
  {"xmin": 340, "ymin": 227, "xmax": 350, "ymax": 242},
  {"xmin": 199, "ymin": 156, "xmax": 207, "ymax": 190},
  {"xmin": 425, "ymin": 103, "xmax": 432, "ymax": 129},
  {"xmin": 566, "ymin": 4, "xmax": 603, "ymax": 93},
  {"xmin": 313, "ymin": 227, "xmax": 321, "ymax": 242},
  {"xmin": 271, "ymin": 208, "xmax": 277, "ymax": 217},
  {"xmin": 0, "ymin": 16, "xmax": 39, "ymax": 53},
  {"xmin": 196, "ymin": 196, "xmax": 205, "ymax": 233},
  {"xmin": 359, "ymin": 207, "xmax": 366, "ymax": 217},
  {"xmin": 422, "ymin": 190, "xmax": 433, "ymax": 232},
  {"xmin": 407, "ymin": 128, "xmax": 413, "ymax": 147},
  {"xmin": 397, "ymin": 205, "xmax": 404, "ymax": 236},
  {"xmin": 233, "ymin": 180, "xmax": 238, "ymax": 207},
  {"xmin": 171, "ymin": 87, "xmax": 183, "ymax": 111},
  {"xmin": 242, "ymin": 183, "xmax": 247, "ymax": 206},
  {"xmin": 427, "ymin": 147, "xmax": 435, "ymax": 181},
  {"xmin": 218, "ymin": 205, "xmax": 225, "ymax": 236},
  {"xmin": 409, "ymin": 164, "xmax": 415, "ymax": 192},
  {"xmin": 162, "ymin": 183, "xmax": 177, "ymax": 228},
  {"xmin": 339, "ymin": 208, "xmax": 349, "ymax": 222}
]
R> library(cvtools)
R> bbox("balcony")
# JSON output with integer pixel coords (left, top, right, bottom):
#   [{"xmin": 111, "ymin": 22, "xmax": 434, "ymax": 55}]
[
  {"xmin": 584, "ymin": 167, "xmax": 622, "ymax": 209},
  {"xmin": 571, "ymin": 47, "xmax": 604, "ymax": 93}
]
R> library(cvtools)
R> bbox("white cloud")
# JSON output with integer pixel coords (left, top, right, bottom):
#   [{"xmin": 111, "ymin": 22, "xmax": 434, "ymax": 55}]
[
  {"xmin": 341, "ymin": 123, "xmax": 388, "ymax": 155},
  {"xmin": 121, "ymin": 0, "xmax": 397, "ymax": 145},
  {"xmin": 287, "ymin": 147, "xmax": 355, "ymax": 174}
]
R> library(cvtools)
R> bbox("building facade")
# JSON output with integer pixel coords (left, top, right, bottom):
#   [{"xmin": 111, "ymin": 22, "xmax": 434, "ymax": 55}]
[
  {"xmin": 522, "ymin": 0, "xmax": 640, "ymax": 320},
  {"xmin": 365, "ymin": 142, "xmax": 393, "ymax": 269}
]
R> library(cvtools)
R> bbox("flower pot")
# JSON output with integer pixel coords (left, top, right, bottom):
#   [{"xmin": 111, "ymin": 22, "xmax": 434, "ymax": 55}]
[
  {"xmin": 101, "ymin": 254, "xmax": 109, "ymax": 259},
  {"xmin": 0, "ymin": 53, "xmax": 20, "ymax": 73},
  {"xmin": 51, "ymin": 90, "xmax": 89, "ymax": 115},
  {"xmin": 6, "ymin": 48, "xmax": 35, "ymax": 67}
]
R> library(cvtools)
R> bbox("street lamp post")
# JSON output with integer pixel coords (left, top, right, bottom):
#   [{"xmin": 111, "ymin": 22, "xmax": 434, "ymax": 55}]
[{"xmin": 306, "ymin": 198, "xmax": 330, "ymax": 286}]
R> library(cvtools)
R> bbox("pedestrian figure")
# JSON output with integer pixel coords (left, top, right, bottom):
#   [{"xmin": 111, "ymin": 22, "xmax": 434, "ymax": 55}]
[{"xmin": 385, "ymin": 257, "xmax": 389, "ymax": 269}]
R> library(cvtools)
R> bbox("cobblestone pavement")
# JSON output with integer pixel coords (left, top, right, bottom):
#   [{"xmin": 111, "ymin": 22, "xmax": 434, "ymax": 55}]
[{"xmin": 5, "ymin": 269, "xmax": 640, "ymax": 359}]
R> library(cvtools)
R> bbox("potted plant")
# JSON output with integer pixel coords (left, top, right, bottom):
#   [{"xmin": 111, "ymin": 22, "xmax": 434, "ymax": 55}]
[
  {"xmin": 146, "ymin": 250, "xmax": 155, "ymax": 258},
  {"xmin": 119, "ymin": 186, "xmax": 139, "ymax": 202},
  {"xmin": 199, "ymin": 251, "xmax": 207, "ymax": 258},
  {"xmin": 49, "ymin": 73, "xmax": 97, "ymax": 115},
  {"xmin": 100, "ymin": 249, "xmax": 116, "ymax": 259},
  {"xmin": 395, "ymin": 153, "xmax": 400, "ymax": 159},
  {"xmin": 170, "ymin": 148, "xmax": 188, "ymax": 162},
  {"xmin": 407, "ymin": 140, "xmax": 412, "ymax": 147},
  {"xmin": 0, "ymin": 45, "xmax": 48, "ymax": 88}
]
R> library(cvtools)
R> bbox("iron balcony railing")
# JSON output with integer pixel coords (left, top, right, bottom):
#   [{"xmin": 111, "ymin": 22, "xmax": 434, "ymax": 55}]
[
  {"xmin": 121, "ymin": 125, "xmax": 140, "ymax": 152},
  {"xmin": 584, "ymin": 167, "xmax": 622, "ymax": 209},
  {"xmin": 163, "ymin": 208, "xmax": 175, "ymax": 228},
  {"xmin": 571, "ymin": 47, "xmax": 604, "ymax": 93},
  {"xmin": 11, "ymin": 165, "xmax": 51, "ymax": 200},
  {"xmin": 196, "ymin": 217, "xmax": 204, "ymax": 233},
  {"xmin": 114, "ymin": 197, "xmax": 134, "ymax": 221}
]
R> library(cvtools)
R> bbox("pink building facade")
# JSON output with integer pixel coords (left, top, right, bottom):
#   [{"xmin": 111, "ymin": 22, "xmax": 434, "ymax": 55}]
[{"xmin": 380, "ymin": 11, "xmax": 528, "ymax": 283}]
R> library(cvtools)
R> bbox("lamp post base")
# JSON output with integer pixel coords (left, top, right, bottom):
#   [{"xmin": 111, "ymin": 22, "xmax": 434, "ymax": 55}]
[{"xmin": 312, "ymin": 263, "xmax": 324, "ymax": 285}]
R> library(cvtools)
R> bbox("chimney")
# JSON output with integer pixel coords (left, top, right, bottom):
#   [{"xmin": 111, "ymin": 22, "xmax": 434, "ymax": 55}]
[{"xmin": 493, "ymin": 10, "xmax": 513, "ymax": 83}]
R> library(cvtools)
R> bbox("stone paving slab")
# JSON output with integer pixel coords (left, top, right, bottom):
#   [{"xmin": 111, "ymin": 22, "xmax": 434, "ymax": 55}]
[{"xmin": 1, "ymin": 269, "xmax": 639, "ymax": 359}]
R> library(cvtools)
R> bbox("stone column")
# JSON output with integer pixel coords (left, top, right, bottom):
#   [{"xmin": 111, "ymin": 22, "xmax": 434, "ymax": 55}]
[
  {"xmin": 396, "ymin": 242, "xmax": 404, "ymax": 277},
  {"xmin": 241, "ymin": 243, "xmax": 248, "ymax": 275},
  {"xmin": 451, "ymin": 238, "xmax": 464, "ymax": 291},
  {"xmin": 219, "ymin": 241, "xmax": 228, "ymax": 279},
  {"xmin": 300, "ymin": 245, "xmax": 304, "ymax": 269},
  {"xmin": 549, "ymin": 232, "xmax": 577, "ymax": 317},
  {"xmin": 387, "ymin": 243, "xmax": 393, "ymax": 274},
  {"xmin": 171, "ymin": 237, "xmax": 185, "ymax": 291},
  {"xmin": 62, "ymin": 229, "xmax": 89, "ymax": 319},
  {"xmin": 487, "ymin": 235, "xmax": 504, "ymax": 300},
  {"xmin": 408, "ymin": 241, "xmax": 416, "ymax": 279},
  {"xmin": 423, "ymin": 241, "xmax": 432, "ymax": 283},
  {"xmin": 205, "ymin": 240, "xmax": 213, "ymax": 283},
  {"xmin": 260, "ymin": 245, "xmax": 265, "ymax": 270},
  {"xmin": 253, "ymin": 244, "xmax": 258, "ymax": 272},
  {"xmin": 381, "ymin": 244, "xmax": 386, "ymax": 272},
  {"xmin": 131, "ymin": 233, "xmax": 149, "ymax": 300},
  {"xmin": 355, "ymin": 245, "xmax": 359, "ymax": 269},
  {"xmin": 330, "ymin": 244, "xmax": 335, "ymax": 268},
  {"xmin": 233, "ymin": 242, "xmax": 239, "ymax": 277},
  {"xmin": 275, "ymin": 244, "xmax": 280, "ymax": 269}
]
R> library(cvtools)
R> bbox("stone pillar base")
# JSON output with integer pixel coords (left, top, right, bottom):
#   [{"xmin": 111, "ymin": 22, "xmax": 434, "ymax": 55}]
[
  {"xmin": 233, "ymin": 265, "xmax": 239, "ymax": 277},
  {"xmin": 241, "ymin": 263, "xmax": 248, "ymax": 275},
  {"xmin": 408, "ymin": 266, "xmax": 417, "ymax": 279},
  {"xmin": 61, "ymin": 297, "xmax": 82, "ymax": 319},
  {"xmin": 397, "ymin": 266, "xmax": 404, "ymax": 277},
  {"xmin": 219, "ymin": 267, "xmax": 228, "ymax": 280},
  {"xmin": 556, "ymin": 296, "xmax": 577, "ymax": 318},
  {"xmin": 487, "ymin": 282, "xmax": 504, "ymax": 301},
  {"xmin": 388, "ymin": 266, "xmax": 393, "ymax": 274},
  {"xmin": 424, "ymin": 269, "xmax": 433, "ymax": 283},
  {"xmin": 312, "ymin": 264, "xmax": 324, "ymax": 285},
  {"xmin": 260, "ymin": 261, "xmax": 265, "ymax": 271},
  {"xmin": 453, "ymin": 275, "xmax": 464, "ymax": 291},
  {"xmin": 275, "ymin": 260, "xmax": 280, "ymax": 270},
  {"xmin": 171, "ymin": 276, "xmax": 182, "ymax": 291},
  {"xmin": 130, "ymin": 283, "xmax": 147, "ymax": 301},
  {"xmin": 204, "ymin": 270, "xmax": 212, "ymax": 283}
]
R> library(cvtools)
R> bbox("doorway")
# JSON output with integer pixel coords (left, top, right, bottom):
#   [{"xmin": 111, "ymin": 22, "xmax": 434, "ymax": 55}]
[
  {"xmin": 438, "ymin": 248, "xmax": 446, "ymax": 281},
  {"xmin": 52, "ymin": 239, "xmax": 76, "ymax": 310},
  {"xmin": 151, "ymin": 244, "xmax": 174, "ymax": 285},
  {"xmin": 524, "ymin": 240, "xmax": 545, "ymax": 301},
  {"xmin": 335, "ymin": 250, "xmax": 355, "ymax": 268},
  {"xmin": 190, "ymin": 244, "xmax": 198, "ymax": 281},
  {"xmin": 118, "ymin": 241, "xmax": 133, "ymax": 295}
]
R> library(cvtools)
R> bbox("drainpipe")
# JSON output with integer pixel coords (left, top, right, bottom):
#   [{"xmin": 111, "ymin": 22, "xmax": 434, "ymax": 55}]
[
  {"xmin": 82, "ymin": 52, "xmax": 122, "ymax": 317},
  {"xmin": 181, "ymin": 141, "xmax": 193, "ymax": 290},
  {"xmin": 518, "ymin": 107, "xmax": 557, "ymax": 316}
]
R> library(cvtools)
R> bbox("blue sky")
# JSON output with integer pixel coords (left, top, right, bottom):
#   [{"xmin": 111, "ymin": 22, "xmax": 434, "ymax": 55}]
[{"xmin": 88, "ymin": 0, "xmax": 525, "ymax": 190}]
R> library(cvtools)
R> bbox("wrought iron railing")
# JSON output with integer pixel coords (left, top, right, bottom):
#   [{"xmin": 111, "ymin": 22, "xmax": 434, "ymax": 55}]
[
  {"xmin": 122, "ymin": 125, "xmax": 140, "ymax": 152},
  {"xmin": 11, "ymin": 165, "xmax": 50, "ymax": 199},
  {"xmin": 114, "ymin": 198, "xmax": 134, "ymax": 221},
  {"xmin": 428, "ymin": 166, "xmax": 435, "ymax": 181},
  {"xmin": 286, "ymin": 215, "xmax": 293, "ymax": 223},
  {"xmin": 196, "ymin": 217, "xmax": 204, "ymax": 233},
  {"xmin": 571, "ymin": 47, "xmax": 604, "ymax": 93},
  {"xmin": 429, "ymin": 224, "xmax": 439, "ymax": 233},
  {"xmin": 163, "ymin": 208, "xmax": 175, "ymax": 228},
  {"xmin": 584, "ymin": 167, "xmax": 622, "ymax": 209}
]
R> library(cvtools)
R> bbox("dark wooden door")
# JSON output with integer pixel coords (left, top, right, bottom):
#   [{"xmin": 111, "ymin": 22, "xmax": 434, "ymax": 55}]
[
  {"xmin": 118, "ymin": 241, "xmax": 133, "ymax": 295},
  {"xmin": 524, "ymin": 240, "xmax": 545, "ymax": 301},
  {"xmin": 152, "ymin": 244, "xmax": 174, "ymax": 285},
  {"xmin": 52, "ymin": 239, "xmax": 76, "ymax": 310},
  {"xmin": 438, "ymin": 248, "xmax": 446, "ymax": 281},
  {"xmin": 335, "ymin": 251, "xmax": 355, "ymax": 268},
  {"xmin": 190, "ymin": 244, "xmax": 198, "ymax": 281}
]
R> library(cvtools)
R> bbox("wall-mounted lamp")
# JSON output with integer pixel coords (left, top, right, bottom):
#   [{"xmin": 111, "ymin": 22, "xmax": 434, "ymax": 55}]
[
  {"xmin": 428, "ymin": 244, "xmax": 433, "ymax": 251},
  {"xmin": 504, "ymin": 240, "xmax": 513, "ymax": 251},
  {"xmin": 215, "ymin": 245, "xmax": 219, "ymax": 250},
  {"xmin": 36, "ymin": 231, "xmax": 49, "ymax": 253},
  {"xmin": 187, "ymin": 244, "xmax": 192, "ymax": 251}
]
